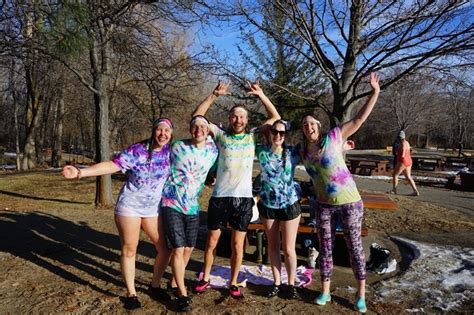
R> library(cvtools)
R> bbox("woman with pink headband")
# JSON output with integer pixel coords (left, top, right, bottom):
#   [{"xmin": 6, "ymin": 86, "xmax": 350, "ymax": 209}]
[{"xmin": 62, "ymin": 118, "xmax": 173, "ymax": 310}]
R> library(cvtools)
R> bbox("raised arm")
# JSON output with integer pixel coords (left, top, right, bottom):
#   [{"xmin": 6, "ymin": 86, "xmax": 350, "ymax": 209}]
[
  {"xmin": 247, "ymin": 80, "xmax": 281, "ymax": 129},
  {"xmin": 341, "ymin": 73, "xmax": 380, "ymax": 139},
  {"xmin": 192, "ymin": 81, "xmax": 231, "ymax": 117},
  {"xmin": 62, "ymin": 161, "xmax": 120, "ymax": 179}
]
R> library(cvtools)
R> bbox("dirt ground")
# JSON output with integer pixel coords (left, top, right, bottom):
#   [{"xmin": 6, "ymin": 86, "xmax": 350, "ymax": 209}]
[{"xmin": 0, "ymin": 170, "xmax": 473, "ymax": 313}]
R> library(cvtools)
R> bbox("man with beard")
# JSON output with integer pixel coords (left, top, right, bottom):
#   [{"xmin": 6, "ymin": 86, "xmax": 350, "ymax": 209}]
[{"xmin": 192, "ymin": 81, "xmax": 280, "ymax": 298}]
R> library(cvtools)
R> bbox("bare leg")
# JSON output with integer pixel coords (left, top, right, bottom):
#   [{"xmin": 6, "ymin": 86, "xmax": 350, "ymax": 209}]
[
  {"xmin": 392, "ymin": 163, "xmax": 405, "ymax": 193},
  {"xmin": 230, "ymin": 230, "xmax": 247, "ymax": 285},
  {"xmin": 404, "ymin": 167, "xmax": 419, "ymax": 195},
  {"xmin": 115, "ymin": 215, "xmax": 141, "ymax": 296},
  {"xmin": 141, "ymin": 216, "xmax": 171, "ymax": 288},
  {"xmin": 262, "ymin": 218, "xmax": 282, "ymax": 285},
  {"xmin": 281, "ymin": 215, "xmax": 300, "ymax": 285},
  {"xmin": 202, "ymin": 229, "xmax": 222, "ymax": 281},
  {"xmin": 170, "ymin": 247, "xmax": 187, "ymax": 297}
]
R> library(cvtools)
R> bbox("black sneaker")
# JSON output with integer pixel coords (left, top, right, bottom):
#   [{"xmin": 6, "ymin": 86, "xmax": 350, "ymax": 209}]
[
  {"xmin": 123, "ymin": 295, "xmax": 141, "ymax": 310},
  {"xmin": 286, "ymin": 285, "xmax": 300, "ymax": 300},
  {"xmin": 149, "ymin": 284, "xmax": 171, "ymax": 301},
  {"xmin": 167, "ymin": 282, "xmax": 180, "ymax": 299},
  {"xmin": 266, "ymin": 284, "xmax": 281, "ymax": 298},
  {"xmin": 177, "ymin": 296, "xmax": 192, "ymax": 312}
]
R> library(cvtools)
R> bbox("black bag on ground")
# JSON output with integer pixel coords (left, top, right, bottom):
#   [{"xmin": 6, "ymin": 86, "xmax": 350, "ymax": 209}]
[{"xmin": 366, "ymin": 243, "xmax": 397, "ymax": 274}]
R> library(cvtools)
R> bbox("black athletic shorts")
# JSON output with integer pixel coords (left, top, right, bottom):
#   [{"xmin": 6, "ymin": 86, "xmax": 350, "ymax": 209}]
[
  {"xmin": 161, "ymin": 207, "xmax": 200, "ymax": 249},
  {"xmin": 207, "ymin": 197, "xmax": 254, "ymax": 232},
  {"xmin": 258, "ymin": 201, "xmax": 301, "ymax": 221}
]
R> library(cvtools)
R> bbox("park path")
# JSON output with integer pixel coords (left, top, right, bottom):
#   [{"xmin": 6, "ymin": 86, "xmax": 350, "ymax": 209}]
[{"xmin": 353, "ymin": 177, "xmax": 474, "ymax": 218}]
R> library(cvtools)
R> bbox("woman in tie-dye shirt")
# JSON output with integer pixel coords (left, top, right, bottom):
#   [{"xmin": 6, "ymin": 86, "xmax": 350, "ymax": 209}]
[
  {"xmin": 301, "ymin": 73, "xmax": 380, "ymax": 313},
  {"xmin": 255, "ymin": 119, "xmax": 301, "ymax": 300},
  {"xmin": 62, "ymin": 118, "xmax": 173, "ymax": 310}
]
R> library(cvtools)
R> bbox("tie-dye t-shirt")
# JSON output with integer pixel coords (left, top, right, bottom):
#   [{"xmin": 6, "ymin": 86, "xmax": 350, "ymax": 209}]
[
  {"xmin": 256, "ymin": 145, "xmax": 300, "ymax": 209},
  {"xmin": 302, "ymin": 127, "xmax": 361, "ymax": 205},
  {"xmin": 210, "ymin": 124, "xmax": 255, "ymax": 198},
  {"xmin": 161, "ymin": 137, "xmax": 218, "ymax": 215},
  {"xmin": 112, "ymin": 142, "xmax": 171, "ymax": 217}
]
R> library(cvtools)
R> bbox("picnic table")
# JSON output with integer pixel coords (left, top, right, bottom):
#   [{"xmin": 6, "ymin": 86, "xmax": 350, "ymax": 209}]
[
  {"xmin": 445, "ymin": 156, "xmax": 473, "ymax": 169},
  {"xmin": 411, "ymin": 156, "xmax": 445, "ymax": 171},
  {"xmin": 346, "ymin": 157, "xmax": 391, "ymax": 176},
  {"xmin": 246, "ymin": 192, "xmax": 397, "ymax": 264}
]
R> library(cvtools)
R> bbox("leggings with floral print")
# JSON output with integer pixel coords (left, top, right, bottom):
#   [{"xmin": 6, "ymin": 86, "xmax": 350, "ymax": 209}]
[{"xmin": 316, "ymin": 200, "xmax": 366, "ymax": 281}]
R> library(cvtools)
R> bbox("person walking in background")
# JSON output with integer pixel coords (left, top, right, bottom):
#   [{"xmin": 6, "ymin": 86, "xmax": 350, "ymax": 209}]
[
  {"xmin": 255, "ymin": 120, "xmax": 301, "ymax": 299},
  {"xmin": 61, "ymin": 118, "xmax": 173, "ymax": 310},
  {"xmin": 159, "ymin": 115, "xmax": 218, "ymax": 312},
  {"xmin": 192, "ymin": 81, "xmax": 280, "ymax": 298},
  {"xmin": 391, "ymin": 130, "xmax": 419, "ymax": 196},
  {"xmin": 300, "ymin": 73, "xmax": 380, "ymax": 313}
]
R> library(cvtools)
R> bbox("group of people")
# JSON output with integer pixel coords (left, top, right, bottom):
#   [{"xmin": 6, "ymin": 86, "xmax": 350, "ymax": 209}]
[{"xmin": 62, "ymin": 73, "xmax": 381, "ymax": 313}]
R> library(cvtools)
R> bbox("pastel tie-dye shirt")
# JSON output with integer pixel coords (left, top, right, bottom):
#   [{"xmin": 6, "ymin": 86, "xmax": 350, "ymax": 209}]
[
  {"xmin": 256, "ymin": 145, "xmax": 300, "ymax": 209},
  {"xmin": 302, "ymin": 127, "xmax": 361, "ymax": 205},
  {"xmin": 161, "ymin": 137, "xmax": 218, "ymax": 215},
  {"xmin": 112, "ymin": 142, "xmax": 171, "ymax": 217},
  {"xmin": 210, "ymin": 124, "xmax": 255, "ymax": 198}
]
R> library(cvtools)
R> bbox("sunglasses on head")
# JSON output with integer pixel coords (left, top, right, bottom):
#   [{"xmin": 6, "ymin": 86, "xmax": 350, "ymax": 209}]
[{"xmin": 271, "ymin": 129, "xmax": 286, "ymax": 136}]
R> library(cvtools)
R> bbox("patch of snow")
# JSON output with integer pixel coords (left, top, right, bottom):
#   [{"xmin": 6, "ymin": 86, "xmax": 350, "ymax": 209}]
[
  {"xmin": 4, "ymin": 152, "xmax": 16, "ymax": 157},
  {"xmin": 375, "ymin": 237, "xmax": 474, "ymax": 311}
]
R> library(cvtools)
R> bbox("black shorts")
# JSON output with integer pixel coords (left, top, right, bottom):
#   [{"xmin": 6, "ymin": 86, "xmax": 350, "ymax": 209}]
[
  {"xmin": 258, "ymin": 201, "xmax": 301, "ymax": 221},
  {"xmin": 207, "ymin": 197, "xmax": 254, "ymax": 232},
  {"xmin": 161, "ymin": 207, "xmax": 200, "ymax": 249}
]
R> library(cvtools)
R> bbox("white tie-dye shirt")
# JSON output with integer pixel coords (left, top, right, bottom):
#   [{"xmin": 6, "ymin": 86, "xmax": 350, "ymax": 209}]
[{"xmin": 210, "ymin": 124, "xmax": 255, "ymax": 198}]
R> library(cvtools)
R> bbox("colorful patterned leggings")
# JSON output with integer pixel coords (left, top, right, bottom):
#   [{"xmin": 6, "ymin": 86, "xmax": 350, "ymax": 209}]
[{"xmin": 316, "ymin": 200, "xmax": 366, "ymax": 281}]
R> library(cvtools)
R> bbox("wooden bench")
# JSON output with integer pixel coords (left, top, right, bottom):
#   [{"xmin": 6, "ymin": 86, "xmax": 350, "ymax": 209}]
[
  {"xmin": 347, "ymin": 158, "xmax": 390, "ymax": 176},
  {"xmin": 246, "ymin": 192, "xmax": 396, "ymax": 263},
  {"xmin": 411, "ymin": 156, "xmax": 445, "ymax": 171},
  {"xmin": 445, "ymin": 156, "xmax": 469, "ymax": 168}
]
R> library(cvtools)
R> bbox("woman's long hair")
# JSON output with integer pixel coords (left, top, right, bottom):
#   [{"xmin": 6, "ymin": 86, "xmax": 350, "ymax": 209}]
[{"xmin": 300, "ymin": 114, "xmax": 325, "ymax": 159}]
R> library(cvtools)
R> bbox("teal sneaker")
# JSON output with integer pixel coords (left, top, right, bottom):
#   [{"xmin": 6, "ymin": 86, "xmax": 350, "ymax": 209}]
[
  {"xmin": 354, "ymin": 296, "xmax": 367, "ymax": 313},
  {"xmin": 314, "ymin": 293, "xmax": 331, "ymax": 305}
]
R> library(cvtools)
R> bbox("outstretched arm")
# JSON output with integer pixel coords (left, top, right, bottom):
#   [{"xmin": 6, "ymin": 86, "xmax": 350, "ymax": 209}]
[
  {"xmin": 62, "ymin": 161, "xmax": 120, "ymax": 179},
  {"xmin": 192, "ymin": 81, "xmax": 231, "ymax": 117},
  {"xmin": 341, "ymin": 73, "xmax": 380, "ymax": 140},
  {"xmin": 247, "ymin": 80, "xmax": 281, "ymax": 128}
]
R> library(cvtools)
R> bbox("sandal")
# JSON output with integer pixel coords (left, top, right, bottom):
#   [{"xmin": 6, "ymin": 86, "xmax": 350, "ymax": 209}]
[{"xmin": 229, "ymin": 285, "xmax": 244, "ymax": 299}]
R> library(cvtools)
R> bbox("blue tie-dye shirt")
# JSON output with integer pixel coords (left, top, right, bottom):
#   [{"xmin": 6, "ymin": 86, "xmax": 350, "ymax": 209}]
[
  {"xmin": 112, "ymin": 142, "xmax": 171, "ymax": 217},
  {"xmin": 256, "ymin": 145, "xmax": 300, "ymax": 209},
  {"xmin": 161, "ymin": 137, "xmax": 218, "ymax": 215}
]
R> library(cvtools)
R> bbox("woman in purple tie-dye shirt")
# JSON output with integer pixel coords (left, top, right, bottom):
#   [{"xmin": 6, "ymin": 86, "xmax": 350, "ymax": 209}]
[{"xmin": 62, "ymin": 118, "xmax": 173, "ymax": 310}]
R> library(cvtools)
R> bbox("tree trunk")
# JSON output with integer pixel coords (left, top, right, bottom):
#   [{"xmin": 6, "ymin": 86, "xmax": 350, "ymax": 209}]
[
  {"xmin": 90, "ymin": 31, "xmax": 113, "ymax": 207},
  {"xmin": 21, "ymin": 74, "xmax": 42, "ymax": 171},
  {"xmin": 51, "ymin": 89, "xmax": 65, "ymax": 167}
]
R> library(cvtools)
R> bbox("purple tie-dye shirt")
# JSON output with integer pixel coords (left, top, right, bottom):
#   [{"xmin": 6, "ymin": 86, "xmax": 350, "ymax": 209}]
[
  {"xmin": 112, "ymin": 142, "xmax": 171, "ymax": 217},
  {"xmin": 302, "ymin": 127, "xmax": 361, "ymax": 205}
]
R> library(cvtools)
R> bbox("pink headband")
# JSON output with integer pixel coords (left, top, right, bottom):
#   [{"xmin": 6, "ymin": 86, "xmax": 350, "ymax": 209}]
[{"xmin": 153, "ymin": 118, "xmax": 173, "ymax": 129}]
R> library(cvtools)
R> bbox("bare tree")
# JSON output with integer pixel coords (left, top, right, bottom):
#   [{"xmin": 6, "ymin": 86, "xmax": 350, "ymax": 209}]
[{"xmin": 235, "ymin": 0, "xmax": 473, "ymax": 125}]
